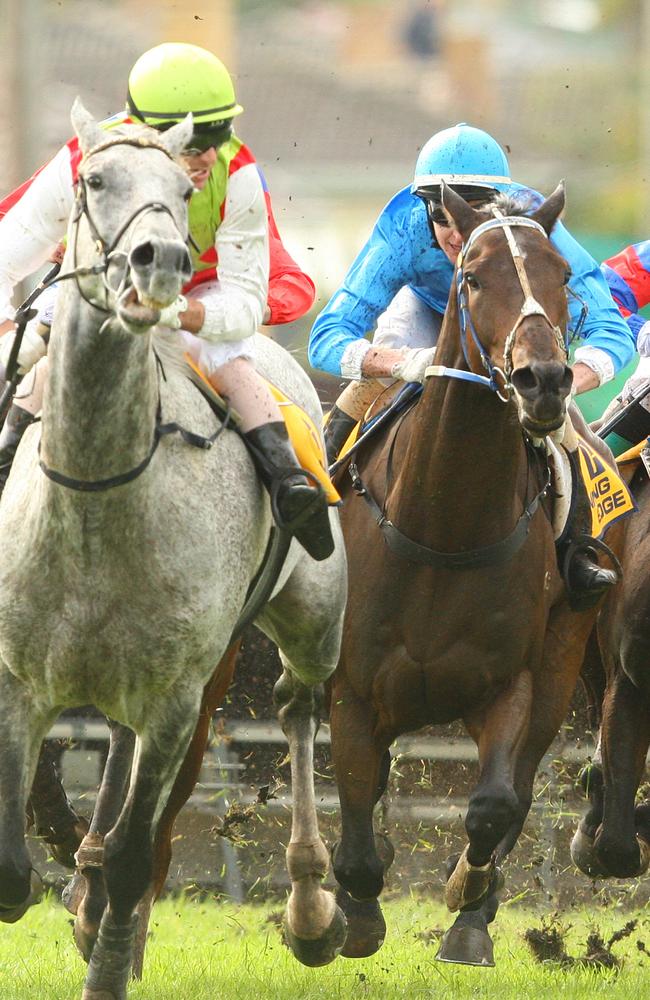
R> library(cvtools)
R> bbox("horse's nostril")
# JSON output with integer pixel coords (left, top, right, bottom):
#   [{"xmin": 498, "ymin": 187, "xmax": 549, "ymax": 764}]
[
  {"xmin": 130, "ymin": 242, "xmax": 155, "ymax": 268},
  {"xmin": 510, "ymin": 367, "xmax": 537, "ymax": 395}
]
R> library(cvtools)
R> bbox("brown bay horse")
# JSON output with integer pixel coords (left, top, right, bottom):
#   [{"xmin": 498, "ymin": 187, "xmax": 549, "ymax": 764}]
[
  {"xmin": 571, "ymin": 460, "xmax": 650, "ymax": 880},
  {"xmin": 329, "ymin": 184, "xmax": 604, "ymax": 967}
]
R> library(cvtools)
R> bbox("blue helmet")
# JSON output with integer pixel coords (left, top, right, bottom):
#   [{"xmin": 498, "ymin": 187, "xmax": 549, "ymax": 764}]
[{"xmin": 412, "ymin": 123, "xmax": 511, "ymax": 199}]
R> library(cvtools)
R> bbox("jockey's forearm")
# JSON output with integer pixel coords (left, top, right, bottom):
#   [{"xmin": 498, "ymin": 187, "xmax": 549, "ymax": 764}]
[
  {"xmin": 0, "ymin": 320, "xmax": 15, "ymax": 339},
  {"xmin": 360, "ymin": 346, "xmax": 407, "ymax": 379}
]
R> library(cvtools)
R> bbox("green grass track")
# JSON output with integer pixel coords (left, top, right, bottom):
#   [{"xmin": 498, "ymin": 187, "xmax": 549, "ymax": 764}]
[{"xmin": 0, "ymin": 893, "xmax": 648, "ymax": 999}]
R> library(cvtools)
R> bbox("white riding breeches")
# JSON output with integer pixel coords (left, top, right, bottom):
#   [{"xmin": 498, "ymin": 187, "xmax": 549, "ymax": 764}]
[{"xmin": 178, "ymin": 279, "xmax": 255, "ymax": 374}]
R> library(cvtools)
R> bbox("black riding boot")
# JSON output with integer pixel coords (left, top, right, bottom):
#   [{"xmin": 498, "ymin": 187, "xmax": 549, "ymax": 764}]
[
  {"xmin": 245, "ymin": 421, "xmax": 335, "ymax": 561},
  {"xmin": 324, "ymin": 405, "xmax": 357, "ymax": 465},
  {"xmin": 0, "ymin": 403, "xmax": 36, "ymax": 498},
  {"xmin": 557, "ymin": 474, "xmax": 619, "ymax": 612}
]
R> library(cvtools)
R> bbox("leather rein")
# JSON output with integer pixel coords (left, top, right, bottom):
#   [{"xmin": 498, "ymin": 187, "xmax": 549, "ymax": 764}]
[{"xmin": 351, "ymin": 211, "xmax": 566, "ymax": 570}]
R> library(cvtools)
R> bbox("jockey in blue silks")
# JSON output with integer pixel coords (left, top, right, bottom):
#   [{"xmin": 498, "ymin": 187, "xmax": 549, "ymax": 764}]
[{"xmin": 310, "ymin": 123, "xmax": 632, "ymax": 608}]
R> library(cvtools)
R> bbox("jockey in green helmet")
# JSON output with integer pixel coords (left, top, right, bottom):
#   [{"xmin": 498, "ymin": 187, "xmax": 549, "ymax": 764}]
[{"xmin": 0, "ymin": 42, "xmax": 332, "ymax": 561}]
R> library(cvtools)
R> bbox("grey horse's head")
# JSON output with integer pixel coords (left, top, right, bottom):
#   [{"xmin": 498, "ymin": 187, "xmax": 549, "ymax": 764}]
[{"xmin": 70, "ymin": 99, "xmax": 194, "ymax": 333}]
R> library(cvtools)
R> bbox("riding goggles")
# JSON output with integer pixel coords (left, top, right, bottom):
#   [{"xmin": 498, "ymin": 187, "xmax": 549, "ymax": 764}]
[
  {"xmin": 157, "ymin": 118, "xmax": 233, "ymax": 156},
  {"xmin": 425, "ymin": 197, "xmax": 492, "ymax": 230}
]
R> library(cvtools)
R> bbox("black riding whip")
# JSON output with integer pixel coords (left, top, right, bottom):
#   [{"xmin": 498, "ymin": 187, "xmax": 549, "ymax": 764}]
[
  {"xmin": 0, "ymin": 261, "xmax": 61, "ymax": 426},
  {"xmin": 595, "ymin": 377, "xmax": 650, "ymax": 440}
]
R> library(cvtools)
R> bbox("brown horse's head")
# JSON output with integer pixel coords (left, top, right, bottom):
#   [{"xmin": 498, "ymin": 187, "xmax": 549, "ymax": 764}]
[{"xmin": 441, "ymin": 182, "xmax": 572, "ymax": 436}]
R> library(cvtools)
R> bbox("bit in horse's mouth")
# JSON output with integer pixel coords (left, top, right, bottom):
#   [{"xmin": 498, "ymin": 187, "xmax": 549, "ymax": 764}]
[
  {"xmin": 522, "ymin": 415, "xmax": 565, "ymax": 436},
  {"xmin": 117, "ymin": 285, "xmax": 162, "ymax": 330}
]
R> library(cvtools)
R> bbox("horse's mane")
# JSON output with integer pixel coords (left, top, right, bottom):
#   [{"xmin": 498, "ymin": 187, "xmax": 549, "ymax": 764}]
[{"xmin": 489, "ymin": 192, "xmax": 538, "ymax": 218}]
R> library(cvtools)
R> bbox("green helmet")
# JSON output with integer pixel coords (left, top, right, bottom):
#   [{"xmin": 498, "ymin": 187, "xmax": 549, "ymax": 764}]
[{"xmin": 126, "ymin": 42, "xmax": 243, "ymax": 128}]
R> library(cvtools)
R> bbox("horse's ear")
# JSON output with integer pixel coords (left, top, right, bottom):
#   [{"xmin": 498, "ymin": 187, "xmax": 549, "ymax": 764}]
[
  {"xmin": 531, "ymin": 182, "xmax": 566, "ymax": 236},
  {"xmin": 156, "ymin": 115, "xmax": 194, "ymax": 158},
  {"xmin": 440, "ymin": 182, "xmax": 484, "ymax": 242},
  {"xmin": 70, "ymin": 98, "xmax": 104, "ymax": 155}
]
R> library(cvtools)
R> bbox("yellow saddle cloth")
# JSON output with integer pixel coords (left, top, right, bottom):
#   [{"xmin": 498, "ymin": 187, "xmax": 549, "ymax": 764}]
[
  {"xmin": 576, "ymin": 434, "xmax": 636, "ymax": 538},
  {"xmin": 185, "ymin": 356, "xmax": 340, "ymax": 505}
]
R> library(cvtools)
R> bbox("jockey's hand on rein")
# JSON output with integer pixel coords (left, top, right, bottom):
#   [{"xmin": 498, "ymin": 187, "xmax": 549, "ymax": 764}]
[
  {"xmin": 0, "ymin": 324, "xmax": 47, "ymax": 376},
  {"xmin": 391, "ymin": 347, "xmax": 436, "ymax": 384}
]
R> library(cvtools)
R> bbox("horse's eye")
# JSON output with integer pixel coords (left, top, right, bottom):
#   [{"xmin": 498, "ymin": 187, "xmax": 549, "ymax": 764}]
[
  {"xmin": 563, "ymin": 268, "xmax": 572, "ymax": 285},
  {"xmin": 465, "ymin": 273, "xmax": 480, "ymax": 290},
  {"xmin": 86, "ymin": 174, "xmax": 103, "ymax": 191},
  {"xmin": 183, "ymin": 188, "xmax": 193, "ymax": 203}
]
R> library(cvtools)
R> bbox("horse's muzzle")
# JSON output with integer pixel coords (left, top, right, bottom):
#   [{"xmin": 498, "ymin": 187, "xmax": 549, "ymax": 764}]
[
  {"xmin": 510, "ymin": 360, "xmax": 573, "ymax": 433},
  {"xmin": 128, "ymin": 237, "xmax": 192, "ymax": 307}
]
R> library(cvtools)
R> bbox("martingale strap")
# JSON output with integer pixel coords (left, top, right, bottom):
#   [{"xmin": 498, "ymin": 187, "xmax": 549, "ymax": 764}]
[
  {"xmin": 349, "ymin": 438, "xmax": 551, "ymax": 570},
  {"xmin": 39, "ymin": 398, "xmax": 230, "ymax": 493}
]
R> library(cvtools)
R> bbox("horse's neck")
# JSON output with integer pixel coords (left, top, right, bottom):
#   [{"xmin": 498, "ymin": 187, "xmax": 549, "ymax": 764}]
[
  {"xmin": 390, "ymin": 299, "xmax": 527, "ymax": 547},
  {"xmin": 41, "ymin": 287, "xmax": 158, "ymax": 483}
]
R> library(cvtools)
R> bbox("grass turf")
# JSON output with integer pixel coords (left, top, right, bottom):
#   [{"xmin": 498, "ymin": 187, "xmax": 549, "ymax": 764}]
[{"xmin": 0, "ymin": 892, "xmax": 648, "ymax": 999}]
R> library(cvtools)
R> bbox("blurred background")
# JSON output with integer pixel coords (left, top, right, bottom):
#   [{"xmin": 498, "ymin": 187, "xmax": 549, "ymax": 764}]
[
  {"xmin": 1, "ymin": 0, "xmax": 648, "ymax": 383},
  {"xmin": 4, "ymin": 0, "xmax": 649, "ymax": 903}
]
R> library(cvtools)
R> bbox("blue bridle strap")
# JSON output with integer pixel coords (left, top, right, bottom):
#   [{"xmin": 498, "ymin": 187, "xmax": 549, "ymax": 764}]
[{"xmin": 424, "ymin": 364, "xmax": 500, "ymax": 392}]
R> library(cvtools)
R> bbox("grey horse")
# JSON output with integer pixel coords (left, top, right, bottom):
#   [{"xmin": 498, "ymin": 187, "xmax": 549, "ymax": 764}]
[{"xmin": 0, "ymin": 101, "xmax": 347, "ymax": 999}]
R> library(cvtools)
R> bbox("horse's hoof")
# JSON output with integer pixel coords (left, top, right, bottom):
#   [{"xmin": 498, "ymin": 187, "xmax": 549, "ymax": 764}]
[
  {"xmin": 445, "ymin": 846, "xmax": 494, "ymax": 912},
  {"xmin": 0, "ymin": 869, "xmax": 43, "ymax": 924},
  {"xmin": 49, "ymin": 818, "xmax": 90, "ymax": 869},
  {"xmin": 335, "ymin": 887, "xmax": 386, "ymax": 958},
  {"xmin": 62, "ymin": 871, "xmax": 86, "ymax": 915},
  {"xmin": 570, "ymin": 826, "xmax": 610, "ymax": 878},
  {"xmin": 81, "ymin": 989, "xmax": 120, "ymax": 1000},
  {"xmin": 436, "ymin": 925, "xmax": 495, "ymax": 967},
  {"xmin": 284, "ymin": 904, "xmax": 347, "ymax": 967}
]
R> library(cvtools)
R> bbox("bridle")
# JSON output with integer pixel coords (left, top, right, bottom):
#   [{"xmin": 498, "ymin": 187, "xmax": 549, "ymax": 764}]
[
  {"xmin": 54, "ymin": 135, "xmax": 191, "ymax": 317},
  {"xmin": 425, "ymin": 208, "xmax": 570, "ymax": 402},
  {"xmin": 37, "ymin": 134, "xmax": 225, "ymax": 493},
  {"xmin": 349, "ymin": 207, "xmax": 576, "ymax": 569}
]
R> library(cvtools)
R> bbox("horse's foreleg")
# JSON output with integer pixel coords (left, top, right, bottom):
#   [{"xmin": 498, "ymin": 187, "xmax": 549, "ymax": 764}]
[
  {"xmin": 570, "ymin": 730, "xmax": 607, "ymax": 876},
  {"xmin": 437, "ymin": 669, "xmax": 533, "ymax": 968},
  {"xmin": 448, "ymin": 670, "xmax": 533, "ymax": 906},
  {"xmin": 29, "ymin": 740, "xmax": 90, "ymax": 868},
  {"xmin": 328, "ymin": 672, "xmax": 393, "ymax": 959},
  {"xmin": 274, "ymin": 664, "xmax": 346, "ymax": 968},
  {"xmin": 129, "ymin": 641, "xmax": 240, "ymax": 980},
  {"xmin": 0, "ymin": 669, "xmax": 49, "ymax": 922},
  {"xmin": 81, "ymin": 702, "xmax": 198, "ymax": 1000},
  {"xmin": 67, "ymin": 721, "xmax": 136, "ymax": 965},
  {"xmin": 594, "ymin": 667, "xmax": 650, "ymax": 877}
]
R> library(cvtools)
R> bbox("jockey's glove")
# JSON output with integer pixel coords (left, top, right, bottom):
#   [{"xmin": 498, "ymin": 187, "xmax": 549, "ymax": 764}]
[
  {"xmin": 0, "ymin": 323, "xmax": 47, "ymax": 376},
  {"xmin": 391, "ymin": 346, "xmax": 437, "ymax": 384},
  {"xmin": 157, "ymin": 294, "xmax": 188, "ymax": 330}
]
